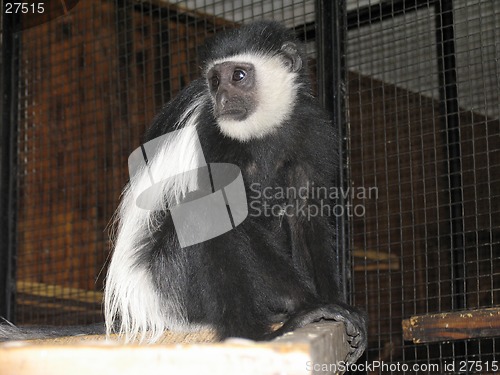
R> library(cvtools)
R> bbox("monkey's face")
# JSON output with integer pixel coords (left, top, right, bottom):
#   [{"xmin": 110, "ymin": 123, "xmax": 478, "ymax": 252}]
[
  {"xmin": 205, "ymin": 51, "xmax": 301, "ymax": 142},
  {"xmin": 207, "ymin": 62, "xmax": 257, "ymax": 123}
]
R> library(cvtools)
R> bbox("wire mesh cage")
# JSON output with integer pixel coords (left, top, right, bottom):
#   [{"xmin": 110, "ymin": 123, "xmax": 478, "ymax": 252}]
[
  {"xmin": 1, "ymin": 0, "xmax": 499, "ymax": 373},
  {"xmin": 347, "ymin": 0, "xmax": 500, "ymax": 372}
]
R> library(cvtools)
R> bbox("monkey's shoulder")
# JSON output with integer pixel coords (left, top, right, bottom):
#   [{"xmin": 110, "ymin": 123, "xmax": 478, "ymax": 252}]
[{"xmin": 144, "ymin": 78, "xmax": 210, "ymax": 142}]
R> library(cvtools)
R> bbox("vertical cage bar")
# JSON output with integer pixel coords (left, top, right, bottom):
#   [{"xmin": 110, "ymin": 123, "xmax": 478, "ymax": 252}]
[
  {"xmin": 435, "ymin": 0, "xmax": 466, "ymax": 310},
  {"xmin": 315, "ymin": 0, "xmax": 349, "ymax": 302},
  {"xmin": 0, "ymin": 9, "xmax": 19, "ymax": 321}
]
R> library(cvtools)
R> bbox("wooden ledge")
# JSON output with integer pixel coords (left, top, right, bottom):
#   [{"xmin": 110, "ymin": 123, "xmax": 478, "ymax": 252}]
[{"xmin": 0, "ymin": 321, "xmax": 350, "ymax": 375}]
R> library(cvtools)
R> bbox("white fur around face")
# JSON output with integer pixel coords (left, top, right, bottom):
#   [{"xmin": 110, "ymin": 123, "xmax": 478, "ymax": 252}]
[{"xmin": 205, "ymin": 53, "xmax": 299, "ymax": 141}]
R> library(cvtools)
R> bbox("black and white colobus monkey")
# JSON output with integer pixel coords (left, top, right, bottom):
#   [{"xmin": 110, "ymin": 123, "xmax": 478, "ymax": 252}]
[{"xmin": 0, "ymin": 21, "xmax": 366, "ymax": 364}]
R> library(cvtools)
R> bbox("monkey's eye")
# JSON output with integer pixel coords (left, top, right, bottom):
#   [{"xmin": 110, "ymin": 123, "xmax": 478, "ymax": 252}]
[
  {"xmin": 210, "ymin": 75, "xmax": 219, "ymax": 89},
  {"xmin": 232, "ymin": 69, "xmax": 246, "ymax": 82}
]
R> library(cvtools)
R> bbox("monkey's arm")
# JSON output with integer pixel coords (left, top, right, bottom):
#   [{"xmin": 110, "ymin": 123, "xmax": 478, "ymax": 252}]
[{"xmin": 274, "ymin": 159, "xmax": 367, "ymax": 364}]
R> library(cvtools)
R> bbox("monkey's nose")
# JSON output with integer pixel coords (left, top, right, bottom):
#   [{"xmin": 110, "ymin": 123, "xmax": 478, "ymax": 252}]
[{"xmin": 217, "ymin": 91, "xmax": 229, "ymax": 108}]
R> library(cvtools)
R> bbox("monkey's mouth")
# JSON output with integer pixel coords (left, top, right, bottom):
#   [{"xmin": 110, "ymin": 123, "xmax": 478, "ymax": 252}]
[{"xmin": 216, "ymin": 109, "xmax": 248, "ymax": 122}]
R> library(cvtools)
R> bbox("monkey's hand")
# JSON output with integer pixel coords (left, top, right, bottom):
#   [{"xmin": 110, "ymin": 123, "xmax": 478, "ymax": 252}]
[
  {"xmin": 310, "ymin": 304, "xmax": 367, "ymax": 365},
  {"xmin": 270, "ymin": 303, "xmax": 367, "ymax": 365}
]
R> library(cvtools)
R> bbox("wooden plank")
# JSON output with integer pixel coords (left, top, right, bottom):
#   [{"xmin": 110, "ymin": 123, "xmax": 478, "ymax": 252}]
[
  {"xmin": 17, "ymin": 281, "xmax": 103, "ymax": 304},
  {"xmin": 352, "ymin": 249, "xmax": 400, "ymax": 271},
  {"xmin": 140, "ymin": 0, "xmax": 238, "ymax": 29},
  {"xmin": 0, "ymin": 322, "xmax": 350, "ymax": 375},
  {"xmin": 402, "ymin": 307, "xmax": 500, "ymax": 344}
]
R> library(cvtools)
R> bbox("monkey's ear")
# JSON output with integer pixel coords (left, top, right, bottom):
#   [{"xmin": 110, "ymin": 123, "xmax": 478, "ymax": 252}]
[{"xmin": 280, "ymin": 42, "xmax": 302, "ymax": 73}]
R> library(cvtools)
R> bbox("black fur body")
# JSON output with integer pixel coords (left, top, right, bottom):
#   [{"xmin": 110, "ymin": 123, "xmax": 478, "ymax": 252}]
[{"xmin": 134, "ymin": 22, "xmax": 367, "ymax": 362}]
